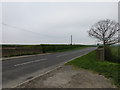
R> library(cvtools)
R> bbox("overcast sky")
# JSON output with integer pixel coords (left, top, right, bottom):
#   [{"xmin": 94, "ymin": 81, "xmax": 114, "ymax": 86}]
[{"xmin": 2, "ymin": 2, "xmax": 118, "ymax": 45}]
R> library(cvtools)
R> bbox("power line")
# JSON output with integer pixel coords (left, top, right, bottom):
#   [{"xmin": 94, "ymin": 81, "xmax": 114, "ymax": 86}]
[
  {"xmin": 2, "ymin": 23, "xmax": 40, "ymax": 35},
  {"xmin": 3, "ymin": 23, "xmax": 28, "ymax": 32},
  {"xmin": 2, "ymin": 23, "xmax": 70, "ymax": 43},
  {"xmin": 2, "ymin": 23, "xmax": 51, "ymax": 37}
]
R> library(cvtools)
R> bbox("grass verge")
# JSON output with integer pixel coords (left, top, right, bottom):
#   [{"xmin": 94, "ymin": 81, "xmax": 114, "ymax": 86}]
[{"xmin": 66, "ymin": 50, "xmax": 120, "ymax": 87}]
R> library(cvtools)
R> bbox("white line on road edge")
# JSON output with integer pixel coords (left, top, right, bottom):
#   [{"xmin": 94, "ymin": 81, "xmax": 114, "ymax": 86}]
[
  {"xmin": 11, "ymin": 48, "xmax": 96, "ymax": 88},
  {"xmin": 14, "ymin": 58, "xmax": 47, "ymax": 67}
]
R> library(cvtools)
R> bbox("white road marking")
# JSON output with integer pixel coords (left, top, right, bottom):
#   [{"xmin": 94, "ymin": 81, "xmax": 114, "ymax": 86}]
[
  {"xmin": 14, "ymin": 58, "xmax": 47, "ymax": 67},
  {"xmin": 56, "ymin": 54, "xmax": 68, "ymax": 57}
]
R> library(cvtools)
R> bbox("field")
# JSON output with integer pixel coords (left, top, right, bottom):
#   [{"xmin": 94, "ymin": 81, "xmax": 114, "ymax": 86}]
[
  {"xmin": 66, "ymin": 50, "xmax": 120, "ymax": 87},
  {"xmin": 2, "ymin": 44, "xmax": 91, "ymax": 57}
]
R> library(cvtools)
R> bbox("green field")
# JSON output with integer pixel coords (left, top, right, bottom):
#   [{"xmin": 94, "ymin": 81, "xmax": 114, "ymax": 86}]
[
  {"xmin": 66, "ymin": 50, "xmax": 120, "ymax": 87},
  {"xmin": 40, "ymin": 44, "xmax": 91, "ymax": 53},
  {"xmin": 2, "ymin": 44, "xmax": 92, "ymax": 57},
  {"xmin": 2, "ymin": 44, "xmax": 91, "ymax": 52}
]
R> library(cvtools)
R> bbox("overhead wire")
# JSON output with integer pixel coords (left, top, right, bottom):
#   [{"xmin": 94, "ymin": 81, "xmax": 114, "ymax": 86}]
[{"xmin": 1, "ymin": 23, "xmax": 51, "ymax": 37}]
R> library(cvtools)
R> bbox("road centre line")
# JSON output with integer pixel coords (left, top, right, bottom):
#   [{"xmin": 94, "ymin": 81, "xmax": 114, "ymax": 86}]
[
  {"xmin": 14, "ymin": 58, "xmax": 47, "ymax": 67},
  {"xmin": 56, "ymin": 54, "xmax": 68, "ymax": 57}
]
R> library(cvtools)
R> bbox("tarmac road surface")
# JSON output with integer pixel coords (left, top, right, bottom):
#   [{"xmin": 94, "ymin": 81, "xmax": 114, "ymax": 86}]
[{"xmin": 2, "ymin": 47, "xmax": 97, "ymax": 88}]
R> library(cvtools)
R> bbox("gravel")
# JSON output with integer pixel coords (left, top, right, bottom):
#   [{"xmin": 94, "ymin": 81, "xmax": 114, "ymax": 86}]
[{"xmin": 16, "ymin": 65, "xmax": 116, "ymax": 88}]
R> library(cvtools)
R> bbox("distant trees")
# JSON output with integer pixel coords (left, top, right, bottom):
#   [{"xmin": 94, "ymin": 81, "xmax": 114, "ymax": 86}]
[{"xmin": 88, "ymin": 19, "xmax": 120, "ymax": 46}]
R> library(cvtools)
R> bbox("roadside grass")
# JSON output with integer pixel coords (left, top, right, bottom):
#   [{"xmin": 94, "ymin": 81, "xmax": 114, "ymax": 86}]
[{"xmin": 66, "ymin": 50, "xmax": 120, "ymax": 87}]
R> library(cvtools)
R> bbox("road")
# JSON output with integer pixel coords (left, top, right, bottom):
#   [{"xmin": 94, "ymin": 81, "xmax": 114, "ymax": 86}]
[{"xmin": 2, "ymin": 47, "xmax": 97, "ymax": 88}]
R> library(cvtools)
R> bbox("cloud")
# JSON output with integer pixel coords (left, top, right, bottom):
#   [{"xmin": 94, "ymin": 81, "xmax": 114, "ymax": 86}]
[{"xmin": 2, "ymin": 2, "xmax": 118, "ymax": 44}]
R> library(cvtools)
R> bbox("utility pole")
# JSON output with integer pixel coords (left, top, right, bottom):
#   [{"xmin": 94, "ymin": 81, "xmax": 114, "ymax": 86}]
[{"xmin": 71, "ymin": 35, "xmax": 72, "ymax": 45}]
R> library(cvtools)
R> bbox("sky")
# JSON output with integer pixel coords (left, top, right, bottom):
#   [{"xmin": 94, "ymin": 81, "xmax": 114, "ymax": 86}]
[{"xmin": 1, "ymin": 2, "xmax": 118, "ymax": 45}]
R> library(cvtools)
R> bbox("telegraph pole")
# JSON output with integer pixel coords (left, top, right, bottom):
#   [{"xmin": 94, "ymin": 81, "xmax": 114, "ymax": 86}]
[{"xmin": 71, "ymin": 35, "xmax": 72, "ymax": 45}]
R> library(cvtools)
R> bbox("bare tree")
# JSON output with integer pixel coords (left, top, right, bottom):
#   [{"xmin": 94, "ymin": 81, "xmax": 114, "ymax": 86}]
[{"xmin": 88, "ymin": 19, "xmax": 120, "ymax": 46}]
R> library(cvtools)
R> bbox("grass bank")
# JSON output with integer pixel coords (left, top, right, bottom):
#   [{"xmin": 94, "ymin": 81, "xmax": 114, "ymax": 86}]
[{"xmin": 66, "ymin": 50, "xmax": 120, "ymax": 87}]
